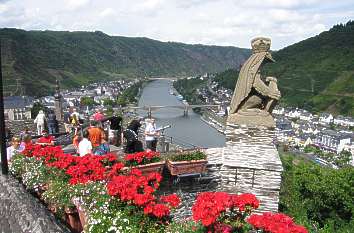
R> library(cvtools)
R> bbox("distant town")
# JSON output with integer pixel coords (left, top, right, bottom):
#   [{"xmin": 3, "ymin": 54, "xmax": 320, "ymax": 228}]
[
  {"xmin": 176, "ymin": 75, "xmax": 354, "ymax": 167},
  {"xmin": 3, "ymin": 75, "xmax": 354, "ymax": 169}
]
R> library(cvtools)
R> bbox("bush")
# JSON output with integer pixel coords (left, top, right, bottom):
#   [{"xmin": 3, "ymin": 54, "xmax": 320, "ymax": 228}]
[
  {"xmin": 280, "ymin": 153, "xmax": 354, "ymax": 232},
  {"xmin": 167, "ymin": 151, "xmax": 207, "ymax": 162}
]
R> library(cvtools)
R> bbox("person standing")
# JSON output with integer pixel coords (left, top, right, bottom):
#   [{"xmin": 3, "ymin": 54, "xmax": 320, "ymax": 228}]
[
  {"xmin": 87, "ymin": 121, "xmax": 105, "ymax": 150},
  {"xmin": 71, "ymin": 108, "xmax": 81, "ymax": 135},
  {"xmin": 34, "ymin": 110, "xmax": 47, "ymax": 135},
  {"xmin": 106, "ymin": 115, "xmax": 123, "ymax": 146},
  {"xmin": 93, "ymin": 109, "xmax": 105, "ymax": 122},
  {"xmin": 78, "ymin": 130, "xmax": 92, "ymax": 156},
  {"xmin": 63, "ymin": 106, "xmax": 72, "ymax": 133},
  {"xmin": 123, "ymin": 119, "xmax": 143, "ymax": 153},
  {"xmin": 144, "ymin": 118, "xmax": 159, "ymax": 151},
  {"xmin": 47, "ymin": 110, "xmax": 58, "ymax": 134}
]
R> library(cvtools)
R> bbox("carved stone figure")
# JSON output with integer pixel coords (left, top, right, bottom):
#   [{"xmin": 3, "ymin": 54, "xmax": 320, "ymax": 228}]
[{"xmin": 227, "ymin": 37, "xmax": 281, "ymax": 128}]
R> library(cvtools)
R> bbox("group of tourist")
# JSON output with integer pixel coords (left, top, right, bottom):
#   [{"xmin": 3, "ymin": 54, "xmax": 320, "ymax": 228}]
[
  {"xmin": 6, "ymin": 105, "xmax": 164, "ymax": 162},
  {"xmin": 74, "ymin": 120, "xmax": 111, "ymax": 156}
]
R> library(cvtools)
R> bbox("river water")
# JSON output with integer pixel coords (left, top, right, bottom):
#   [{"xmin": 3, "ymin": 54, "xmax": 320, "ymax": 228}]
[{"xmin": 138, "ymin": 80, "xmax": 225, "ymax": 148}]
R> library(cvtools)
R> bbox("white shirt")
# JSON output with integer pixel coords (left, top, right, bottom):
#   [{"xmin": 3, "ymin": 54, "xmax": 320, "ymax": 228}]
[
  {"xmin": 6, "ymin": 146, "xmax": 20, "ymax": 161},
  {"xmin": 34, "ymin": 113, "xmax": 46, "ymax": 125},
  {"xmin": 145, "ymin": 123, "xmax": 157, "ymax": 141},
  {"xmin": 78, "ymin": 138, "xmax": 92, "ymax": 156}
]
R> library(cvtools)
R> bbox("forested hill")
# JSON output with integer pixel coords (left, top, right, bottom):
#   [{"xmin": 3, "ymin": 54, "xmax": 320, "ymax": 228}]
[
  {"xmin": 215, "ymin": 21, "xmax": 354, "ymax": 117},
  {"xmin": 265, "ymin": 20, "xmax": 354, "ymax": 117},
  {"xmin": 0, "ymin": 28, "xmax": 250, "ymax": 96}
]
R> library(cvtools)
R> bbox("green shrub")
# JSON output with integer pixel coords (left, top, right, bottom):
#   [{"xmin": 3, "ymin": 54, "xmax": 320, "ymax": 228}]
[
  {"xmin": 9, "ymin": 153, "xmax": 26, "ymax": 179},
  {"xmin": 168, "ymin": 151, "xmax": 207, "ymax": 162}
]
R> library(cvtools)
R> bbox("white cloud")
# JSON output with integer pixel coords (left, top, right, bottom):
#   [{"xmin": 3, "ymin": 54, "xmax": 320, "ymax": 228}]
[
  {"xmin": 0, "ymin": 0, "xmax": 353, "ymax": 49},
  {"xmin": 99, "ymin": 8, "xmax": 115, "ymax": 18},
  {"xmin": 65, "ymin": 0, "xmax": 91, "ymax": 10},
  {"xmin": 0, "ymin": 3, "xmax": 8, "ymax": 13},
  {"xmin": 138, "ymin": 0, "xmax": 164, "ymax": 10}
]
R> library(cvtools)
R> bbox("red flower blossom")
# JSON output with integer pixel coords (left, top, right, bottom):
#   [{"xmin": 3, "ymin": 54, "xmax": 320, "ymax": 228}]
[
  {"xmin": 151, "ymin": 203, "xmax": 170, "ymax": 218},
  {"xmin": 124, "ymin": 151, "xmax": 161, "ymax": 166},
  {"xmin": 231, "ymin": 193, "xmax": 260, "ymax": 211},
  {"xmin": 247, "ymin": 212, "xmax": 308, "ymax": 233},
  {"xmin": 160, "ymin": 194, "xmax": 181, "ymax": 208},
  {"xmin": 192, "ymin": 192, "xmax": 260, "ymax": 228}
]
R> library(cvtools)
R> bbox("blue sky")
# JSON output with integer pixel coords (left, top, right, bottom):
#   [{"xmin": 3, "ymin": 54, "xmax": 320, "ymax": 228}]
[{"xmin": 0, "ymin": 0, "xmax": 353, "ymax": 49}]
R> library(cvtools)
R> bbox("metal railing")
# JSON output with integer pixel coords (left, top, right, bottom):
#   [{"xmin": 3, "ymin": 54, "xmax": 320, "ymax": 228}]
[{"xmin": 159, "ymin": 134, "xmax": 203, "ymax": 152}]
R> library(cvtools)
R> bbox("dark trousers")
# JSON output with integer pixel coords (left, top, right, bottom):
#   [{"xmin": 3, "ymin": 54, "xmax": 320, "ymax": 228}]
[
  {"xmin": 48, "ymin": 123, "xmax": 57, "ymax": 134},
  {"xmin": 125, "ymin": 140, "xmax": 144, "ymax": 153},
  {"xmin": 146, "ymin": 140, "xmax": 158, "ymax": 151}
]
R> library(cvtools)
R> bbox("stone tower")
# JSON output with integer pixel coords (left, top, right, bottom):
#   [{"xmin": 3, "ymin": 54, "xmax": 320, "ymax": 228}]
[{"xmin": 54, "ymin": 79, "xmax": 63, "ymax": 121}]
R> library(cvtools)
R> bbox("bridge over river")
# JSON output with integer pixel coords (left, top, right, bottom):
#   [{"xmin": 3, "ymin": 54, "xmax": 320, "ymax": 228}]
[{"xmin": 124, "ymin": 104, "xmax": 220, "ymax": 117}]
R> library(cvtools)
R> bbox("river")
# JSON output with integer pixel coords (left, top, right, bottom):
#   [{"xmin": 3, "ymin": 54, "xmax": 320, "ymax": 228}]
[{"xmin": 138, "ymin": 80, "xmax": 225, "ymax": 148}]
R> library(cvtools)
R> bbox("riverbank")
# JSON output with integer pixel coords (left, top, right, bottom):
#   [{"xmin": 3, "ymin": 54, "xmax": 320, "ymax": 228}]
[
  {"xmin": 172, "ymin": 80, "xmax": 226, "ymax": 134},
  {"xmin": 200, "ymin": 112, "xmax": 226, "ymax": 134},
  {"xmin": 200, "ymin": 110, "xmax": 226, "ymax": 134}
]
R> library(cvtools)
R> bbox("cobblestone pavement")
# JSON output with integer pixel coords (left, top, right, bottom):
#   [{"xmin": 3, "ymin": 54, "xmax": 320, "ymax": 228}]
[{"xmin": 0, "ymin": 174, "xmax": 70, "ymax": 233}]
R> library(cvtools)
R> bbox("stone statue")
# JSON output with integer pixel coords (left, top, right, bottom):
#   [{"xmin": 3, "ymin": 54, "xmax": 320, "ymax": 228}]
[{"xmin": 227, "ymin": 37, "xmax": 281, "ymax": 128}]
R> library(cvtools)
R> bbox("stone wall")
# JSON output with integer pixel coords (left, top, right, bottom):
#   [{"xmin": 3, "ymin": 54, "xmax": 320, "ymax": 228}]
[
  {"xmin": 5, "ymin": 120, "xmax": 66, "ymax": 137},
  {"xmin": 0, "ymin": 174, "xmax": 70, "ymax": 233},
  {"xmin": 205, "ymin": 124, "xmax": 283, "ymax": 212}
]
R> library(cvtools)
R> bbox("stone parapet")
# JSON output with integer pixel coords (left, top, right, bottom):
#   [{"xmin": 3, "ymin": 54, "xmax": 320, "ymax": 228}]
[{"xmin": 0, "ymin": 174, "xmax": 70, "ymax": 233}]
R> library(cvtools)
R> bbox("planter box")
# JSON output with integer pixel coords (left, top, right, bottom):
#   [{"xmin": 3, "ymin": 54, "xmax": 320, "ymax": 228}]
[
  {"xmin": 132, "ymin": 161, "xmax": 165, "ymax": 176},
  {"xmin": 166, "ymin": 159, "xmax": 208, "ymax": 176},
  {"xmin": 65, "ymin": 207, "xmax": 83, "ymax": 233},
  {"xmin": 72, "ymin": 198, "xmax": 88, "ymax": 231}
]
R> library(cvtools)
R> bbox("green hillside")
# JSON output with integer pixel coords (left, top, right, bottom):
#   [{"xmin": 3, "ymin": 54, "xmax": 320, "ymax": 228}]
[
  {"xmin": 0, "ymin": 29, "xmax": 250, "ymax": 96},
  {"xmin": 214, "ymin": 21, "xmax": 354, "ymax": 117},
  {"xmin": 265, "ymin": 20, "xmax": 354, "ymax": 116}
]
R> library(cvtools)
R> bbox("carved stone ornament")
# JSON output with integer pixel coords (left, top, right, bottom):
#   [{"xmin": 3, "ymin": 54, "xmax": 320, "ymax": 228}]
[{"xmin": 227, "ymin": 37, "xmax": 281, "ymax": 128}]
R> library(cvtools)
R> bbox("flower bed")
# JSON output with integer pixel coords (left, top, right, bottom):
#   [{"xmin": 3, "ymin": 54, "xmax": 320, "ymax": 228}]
[{"xmin": 9, "ymin": 146, "xmax": 308, "ymax": 233}]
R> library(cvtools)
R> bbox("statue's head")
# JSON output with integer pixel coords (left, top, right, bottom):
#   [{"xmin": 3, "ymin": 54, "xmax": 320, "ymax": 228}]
[{"xmin": 251, "ymin": 37, "xmax": 275, "ymax": 62}]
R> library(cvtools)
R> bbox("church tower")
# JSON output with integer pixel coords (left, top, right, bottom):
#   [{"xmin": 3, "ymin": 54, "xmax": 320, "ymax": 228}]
[{"xmin": 54, "ymin": 79, "xmax": 63, "ymax": 121}]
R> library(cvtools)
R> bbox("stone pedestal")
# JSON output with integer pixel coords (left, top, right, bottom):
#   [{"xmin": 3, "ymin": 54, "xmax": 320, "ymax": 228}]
[
  {"xmin": 54, "ymin": 98, "xmax": 63, "ymax": 121},
  {"xmin": 205, "ymin": 123, "xmax": 283, "ymax": 212}
]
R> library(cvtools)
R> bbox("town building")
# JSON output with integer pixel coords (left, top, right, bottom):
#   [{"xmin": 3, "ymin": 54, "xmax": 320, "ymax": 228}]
[{"xmin": 4, "ymin": 96, "xmax": 34, "ymax": 120}]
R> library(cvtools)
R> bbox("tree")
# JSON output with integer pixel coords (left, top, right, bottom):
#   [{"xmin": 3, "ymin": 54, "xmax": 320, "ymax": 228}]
[
  {"xmin": 279, "ymin": 152, "xmax": 354, "ymax": 232},
  {"xmin": 80, "ymin": 97, "xmax": 96, "ymax": 106},
  {"xmin": 103, "ymin": 98, "xmax": 115, "ymax": 107},
  {"xmin": 104, "ymin": 106, "xmax": 114, "ymax": 117},
  {"xmin": 31, "ymin": 102, "xmax": 45, "ymax": 118},
  {"xmin": 336, "ymin": 150, "xmax": 352, "ymax": 168},
  {"xmin": 117, "ymin": 96, "xmax": 127, "ymax": 107}
]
